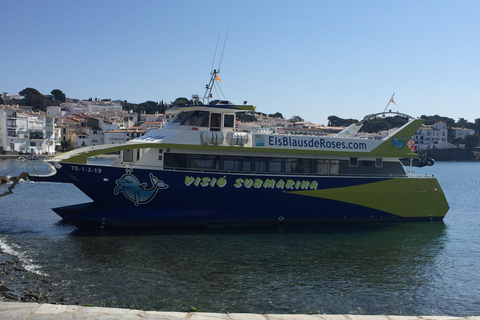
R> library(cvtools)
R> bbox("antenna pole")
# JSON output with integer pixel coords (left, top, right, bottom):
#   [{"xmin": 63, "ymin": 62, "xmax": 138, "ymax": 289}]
[
  {"xmin": 383, "ymin": 92, "xmax": 395, "ymax": 112},
  {"xmin": 203, "ymin": 30, "xmax": 228, "ymax": 104},
  {"xmin": 210, "ymin": 33, "xmax": 221, "ymax": 73},
  {"xmin": 218, "ymin": 29, "xmax": 228, "ymax": 72}
]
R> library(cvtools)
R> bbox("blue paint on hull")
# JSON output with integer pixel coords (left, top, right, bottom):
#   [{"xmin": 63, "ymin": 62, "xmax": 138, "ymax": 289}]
[{"xmin": 34, "ymin": 163, "xmax": 438, "ymax": 228}]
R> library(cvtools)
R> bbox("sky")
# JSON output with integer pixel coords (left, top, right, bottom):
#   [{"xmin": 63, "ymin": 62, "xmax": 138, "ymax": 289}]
[{"xmin": 1, "ymin": 0, "xmax": 480, "ymax": 125}]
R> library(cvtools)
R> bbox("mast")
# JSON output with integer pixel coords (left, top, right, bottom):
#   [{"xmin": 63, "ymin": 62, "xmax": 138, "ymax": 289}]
[
  {"xmin": 203, "ymin": 69, "xmax": 219, "ymax": 104},
  {"xmin": 202, "ymin": 31, "xmax": 228, "ymax": 104}
]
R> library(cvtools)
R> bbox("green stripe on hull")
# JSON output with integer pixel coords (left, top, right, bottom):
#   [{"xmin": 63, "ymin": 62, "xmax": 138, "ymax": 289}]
[{"xmin": 287, "ymin": 177, "xmax": 449, "ymax": 219}]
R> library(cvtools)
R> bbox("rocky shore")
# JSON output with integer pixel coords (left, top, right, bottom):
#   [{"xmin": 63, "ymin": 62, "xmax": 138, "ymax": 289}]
[{"xmin": 0, "ymin": 248, "xmax": 54, "ymax": 304}]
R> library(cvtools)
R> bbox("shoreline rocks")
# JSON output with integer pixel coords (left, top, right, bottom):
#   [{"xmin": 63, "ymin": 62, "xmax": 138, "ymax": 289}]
[{"xmin": 0, "ymin": 249, "xmax": 54, "ymax": 304}]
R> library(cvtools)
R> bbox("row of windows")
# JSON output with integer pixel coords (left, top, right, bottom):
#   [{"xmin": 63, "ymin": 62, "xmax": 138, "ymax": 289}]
[
  {"xmin": 163, "ymin": 153, "xmax": 350, "ymax": 174},
  {"xmin": 171, "ymin": 111, "xmax": 235, "ymax": 128}
]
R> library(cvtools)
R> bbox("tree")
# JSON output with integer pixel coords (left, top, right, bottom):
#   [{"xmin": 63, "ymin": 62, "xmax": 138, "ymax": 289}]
[
  {"xmin": 420, "ymin": 115, "xmax": 455, "ymax": 127},
  {"xmin": 269, "ymin": 112, "xmax": 284, "ymax": 119},
  {"xmin": 121, "ymin": 101, "xmax": 136, "ymax": 112},
  {"xmin": 137, "ymin": 101, "xmax": 160, "ymax": 114},
  {"xmin": 290, "ymin": 115, "xmax": 304, "ymax": 123},
  {"xmin": 360, "ymin": 119, "xmax": 391, "ymax": 133},
  {"xmin": 389, "ymin": 115, "xmax": 409, "ymax": 128},
  {"xmin": 327, "ymin": 116, "xmax": 358, "ymax": 127},
  {"xmin": 19, "ymin": 87, "xmax": 46, "ymax": 111},
  {"xmin": 172, "ymin": 97, "xmax": 190, "ymax": 106},
  {"xmin": 474, "ymin": 118, "xmax": 480, "ymax": 135},
  {"xmin": 51, "ymin": 89, "xmax": 66, "ymax": 102},
  {"xmin": 464, "ymin": 135, "xmax": 479, "ymax": 150},
  {"xmin": 158, "ymin": 100, "xmax": 167, "ymax": 113},
  {"xmin": 456, "ymin": 117, "xmax": 469, "ymax": 128},
  {"xmin": 60, "ymin": 140, "xmax": 72, "ymax": 151}
]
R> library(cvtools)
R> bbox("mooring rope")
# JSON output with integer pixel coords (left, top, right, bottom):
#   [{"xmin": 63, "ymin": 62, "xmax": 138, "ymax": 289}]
[
  {"xmin": 0, "ymin": 159, "xmax": 28, "ymax": 177},
  {"xmin": 0, "ymin": 172, "xmax": 29, "ymax": 198},
  {"xmin": 0, "ymin": 158, "xmax": 41, "ymax": 197}
]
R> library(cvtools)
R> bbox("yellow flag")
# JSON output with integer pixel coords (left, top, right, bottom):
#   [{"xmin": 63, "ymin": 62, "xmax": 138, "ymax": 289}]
[
  {"xmin": 215, "ymin": 75, "xmax": 222, "ymax": 82},
  {"xmin": 390, "ymin": 98, "xmax": 396, "ymax": 105}
]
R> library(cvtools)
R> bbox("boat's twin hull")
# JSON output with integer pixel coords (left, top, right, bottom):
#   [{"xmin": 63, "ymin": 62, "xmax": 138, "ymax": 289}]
[{"xmin": 38, "ymin": 163, "xmax": 449, "ymax": 229}]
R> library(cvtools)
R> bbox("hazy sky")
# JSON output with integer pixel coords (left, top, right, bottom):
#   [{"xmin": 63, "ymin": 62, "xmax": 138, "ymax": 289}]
[{"xmin": 2, "ymin": 0, "xmax": 479, "ymax": 125}]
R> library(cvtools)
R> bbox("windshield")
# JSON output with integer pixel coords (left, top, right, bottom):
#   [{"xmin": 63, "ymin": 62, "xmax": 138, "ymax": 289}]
[{"xmin": 171, "ymin": 111, "xmax": 209, "ymax": 127}]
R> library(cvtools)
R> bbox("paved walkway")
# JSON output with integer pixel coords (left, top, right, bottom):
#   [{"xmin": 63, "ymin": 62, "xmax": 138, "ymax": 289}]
[{"xmin": 0, "ymin": 302, "xmax": 477, "ymax": 320}]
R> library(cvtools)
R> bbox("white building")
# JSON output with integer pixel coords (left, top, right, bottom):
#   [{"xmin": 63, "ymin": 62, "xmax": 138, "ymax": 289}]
[
  {"xmin": 46, "ymin": 106, "xmax": 67, "ymax": 118},
  {"xmin": 104, "ymin": 129, "xmax": 145, "ymax": 144},
  {"xmin": 74, "ymin": 127, "xmax": 105, "ymax": 148},
  {"xmin": 2, "ymin": 92, "xmax": 21, "ymax": 100},
  {"xmin": 60, "ymin": 100, "xmax": 122, "ymax": 115},
  {"xmin": 452, "ymin": 127, "xmax": 475, "ymax": 139},
  {"xmin": 0, "ymin": 106, "xmax": 58, "ymax": 154},
  {"xmin": 413, "ymin": 122, "xmax": 454, "ymax": 150}
]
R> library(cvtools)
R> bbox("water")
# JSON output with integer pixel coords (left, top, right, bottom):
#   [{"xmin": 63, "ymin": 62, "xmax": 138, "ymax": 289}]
[{"xmin": 0, "ymin": 159, "xmax": 479, "ymax": 316}]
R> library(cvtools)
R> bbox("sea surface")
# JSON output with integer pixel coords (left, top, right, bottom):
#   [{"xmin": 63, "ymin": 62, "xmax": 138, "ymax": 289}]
[{"xmin": 0, "ymin": 159, "xmax": 479, "ymax": 316}]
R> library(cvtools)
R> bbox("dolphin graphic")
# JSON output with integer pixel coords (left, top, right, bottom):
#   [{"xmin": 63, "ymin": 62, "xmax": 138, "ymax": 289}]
[
  {"xmin": 391, "ymin": 137, "xmax": 407, "ymax": 149},
  {"xmin": 114, "ymin": 171, "xmax": 168, "ymax": 206}
]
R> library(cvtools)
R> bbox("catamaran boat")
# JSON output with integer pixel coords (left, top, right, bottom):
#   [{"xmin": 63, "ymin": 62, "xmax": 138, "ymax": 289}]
[{"xmin": 30, "ymin": 71, "xmax": 449, "ymax": 229}]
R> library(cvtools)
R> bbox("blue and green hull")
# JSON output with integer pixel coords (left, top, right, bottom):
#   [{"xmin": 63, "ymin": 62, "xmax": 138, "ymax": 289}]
[{"xmin": 35, "ymin": 163, "xmax": 449, "ymax": 229}]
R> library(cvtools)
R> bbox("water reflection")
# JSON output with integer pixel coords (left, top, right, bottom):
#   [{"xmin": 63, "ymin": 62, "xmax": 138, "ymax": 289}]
[{"xmin": 58, "ymin": 222, "xmax": 447, "ymax": 314}]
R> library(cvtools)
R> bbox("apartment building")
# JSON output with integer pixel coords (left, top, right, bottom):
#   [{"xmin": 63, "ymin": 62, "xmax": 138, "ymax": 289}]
[{"xmin": 0, "ymin": 106, "xmax": 58, "ymax": 154}]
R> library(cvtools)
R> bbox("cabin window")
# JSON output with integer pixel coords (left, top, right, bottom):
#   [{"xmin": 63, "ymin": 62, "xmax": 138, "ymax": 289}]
[
  {"xmin": 223, "ymin": 156, "xmax": 252, "ymax": 171},
  {"xmin": 267, "ymin": 158, "xmax": 282, "ymax": 172},
  {"xmin": 173, "ymin": 111, "xmax": 209, "ymax": 127},
  {"xmin": 164, "ymin": 153, "xmax": 342, "ymax": 175},
  {"xmin": 375, "ymin": 158, "xmax": 383, "ymax": 168},
  {"xmin": 316, "ymin": 159, "xmax": 339, "ymax": 174},
  {"xmin": 285, "ymin": 158, "xmax": 311, "ymax": 173},
  {"xmin": 164, "ymin": 153, "xmax": 189, "ymax": 168},
  {"xmin": 224, "ymin": 114, "xmax": 235, "ymax": 127},
  {"xmin": 123, "ymin": 150, "xmax": 134, "ymax": 162},
  {"xmin": 363, "ymin": 160, "xmax": 374, "ymax": 167},
  {"xmin": 190, "ymin": 155, "xmax": 219, "ymax": 170},
  {"xmin": 349, "ymin": 157, "xmax": 358, "ymax": 167},
  {"xmin": 210, "ymin": 113, "xmax": 221, "ymax": 131},
  {"xmin": 254, "ymin": 157, "xmax": 267, "ymax": 172}
]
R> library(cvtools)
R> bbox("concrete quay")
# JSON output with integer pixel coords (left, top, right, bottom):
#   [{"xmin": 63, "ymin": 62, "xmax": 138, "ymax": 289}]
[{"xmin": 0, "ymin": 302, "xmax": 477, "ymax": 320}]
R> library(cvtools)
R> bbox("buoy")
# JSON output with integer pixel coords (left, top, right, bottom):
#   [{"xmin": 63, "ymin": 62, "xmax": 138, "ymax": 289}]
[{"xmin": 407, "ymin": 140, "xmax": 415, "ymax": 151}]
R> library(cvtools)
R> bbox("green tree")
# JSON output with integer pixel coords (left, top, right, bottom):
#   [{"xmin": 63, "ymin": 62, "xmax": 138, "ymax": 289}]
[
  {"xmin": 327, "ymin": 116, "xmax": 358, "ymax": 127},
  {"xmin": 290, "ymin": 115, "xmax": 304, "ymax": 123},
  {"xmin": 269, "ymin": 112, "xmax": 284, "ymax": 119},
  {"xmin": 464, "ymin": 135, "xmax": 479, "ymax": 150},
  {"xmin": 137, "ymin": 101, "xmax": 160, "ymax": 114},
  {"xmin": 121, "ymin": 100, "xmax": 136, "ymax": 112},
  {"xmin": 456, "ymin": 117, "xmax": 469, "ymax": 128},
  {"xmin": 172, "ymin": 97, "xmax": 190, "ymax": 106},
  {"xmin": 388, "ymin": 115, "xmax": 409, "ymax": 128},
  {"xmin": 19, "ymin": 87, "xmax": 46, "ymax": 111},
  {"xmin": 360, "ymin": 119, "xmax": 391, "ymax": 133},
  {"xmin": 420, "ymin": 115, "xmax": 455, "ymax": 127},
  {"xmin": 474, "ymin": 118, "xmax": 480, "ymax": 135},
  {"xmin": 51, "ymin": 89, "xmax": 66, "ymax": 102},
  {"xmin": 159, "ymin": 100, "xmax": 167, "ymax": 113},
  {"xmin": 60, "ymin": 140, "xmax": 72, "ymax": 151}
]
